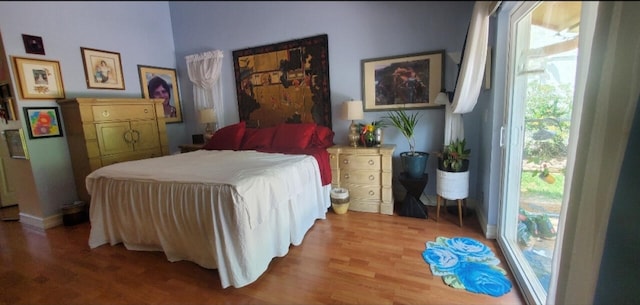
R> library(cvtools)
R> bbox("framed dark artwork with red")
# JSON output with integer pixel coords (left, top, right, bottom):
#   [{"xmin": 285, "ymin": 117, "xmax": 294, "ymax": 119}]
[
  {"xmin": 232, "ymin": 34, "xmax": 332, "ymax": 128},
  {"xmin": 361, "ymin": 50, "xmax": 444, "ymax": 111}
]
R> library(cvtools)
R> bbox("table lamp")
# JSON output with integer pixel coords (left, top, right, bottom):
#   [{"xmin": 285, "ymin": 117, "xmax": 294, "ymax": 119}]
[
  {"xmin": 342, "ymin": 100, "xmax": 364, "ymax": 147},
  {"xmin": 435, "ymin": 91, "xmax": 450, "ymax": 105},
  {"xmin": 198, "ymin": 108, "xmax": 217, "ymax": 141}
]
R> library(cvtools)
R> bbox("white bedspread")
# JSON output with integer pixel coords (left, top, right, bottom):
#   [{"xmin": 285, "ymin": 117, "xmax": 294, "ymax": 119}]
[{"xmin": 86, "ymin": 150, "xmax": 330, "ymax": 288}]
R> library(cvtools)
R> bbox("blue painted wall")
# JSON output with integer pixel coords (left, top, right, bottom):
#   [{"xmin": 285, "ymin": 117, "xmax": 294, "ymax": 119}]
[
  {"xmin": 0, "ymin": 1, "xmax": 487, "ymax": 223},
  {"xmin": 169, "ymin": 1, "xmax": 478, "ymax": 200},
  {"xmin": 0, "ymin": 1, "xmax": 181, "ymax": 217}
]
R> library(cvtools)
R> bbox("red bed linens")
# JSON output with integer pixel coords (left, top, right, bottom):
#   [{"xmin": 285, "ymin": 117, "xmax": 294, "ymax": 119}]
[{"xmin": 257, "ymin": 147, "xmax": 332, "ymax": 186}]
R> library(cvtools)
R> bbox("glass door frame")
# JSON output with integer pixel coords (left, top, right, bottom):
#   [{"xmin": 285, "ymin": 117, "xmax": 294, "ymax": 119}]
[{"xmin": 497, "ymin": 2, "xmax": 557, "ymax": 305}]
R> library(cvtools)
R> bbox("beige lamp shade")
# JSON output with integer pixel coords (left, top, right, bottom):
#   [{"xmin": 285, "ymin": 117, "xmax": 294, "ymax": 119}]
[
  {"xmin": 198, "ymin": 108, "xmax": 217, "ymax": 124},
  {"xmin": 435, "ymin": 92, "xmax": 450, "ymax": 105},
  {"xmin": 343, "ymin": 100, "xmax": 364, "ymax": 120}
]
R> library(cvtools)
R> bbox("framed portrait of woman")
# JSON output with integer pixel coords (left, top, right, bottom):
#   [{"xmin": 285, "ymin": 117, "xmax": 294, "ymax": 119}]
[
  {"xmin": 80, "ymin": 47, "xmax": 125, "ymax": 90},
  {"xmin": 137, "ymin": 65, "xmax": 183, "ymax": 123}
]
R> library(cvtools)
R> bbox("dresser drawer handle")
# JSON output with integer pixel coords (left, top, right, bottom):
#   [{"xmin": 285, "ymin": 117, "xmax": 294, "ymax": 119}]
[
  {"xmin": 123, "ymin": 131, "xmax": 133, "ymax": 143},
  {"xmin": 102, "ymin": 110, "xmax": 110, "ymax": 118},
  {"xmin": 131, "ymin": 130, "xmax": 140, "ymax": 143},
  {"xmin": 343, "ymin": 159, "xmax": 350, "ymax": 164},
  {"xmin": 343, "ymin": 174, "xmax": 350, "ymax": 179},
  {"xmin": 368, "ymin": 159, "xmax": 374, "ymax": 165},
  {"xmin": 369, "ymin": 175, "xmax": 375, "ymax": 181},
  {"xmin": 331, "ymin": 155, "xmax": 336, "ymax": 159},
  {"xmin": 144, "ymin": 108, "xmax": 149, "ymax": 113},
  {"xmin": 368, "ymin": 190, "xmax": 375, "ymax": 196}
]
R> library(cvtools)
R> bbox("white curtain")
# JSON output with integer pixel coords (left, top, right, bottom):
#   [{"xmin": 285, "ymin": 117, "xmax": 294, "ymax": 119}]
[
  {"xmin": 550, "ymin": 2, "xmax": 640, "ymax": 304},
  {"xmin": 443, "ymin": 1, "xmax": 494, "ymax": 145},
  {"xmin": 186, "ymin": 50, "xmax": 224, "ymax": 125},
  {"xmin": 435, "ymin": 92, "xmax": 465, "ymax": 147}
]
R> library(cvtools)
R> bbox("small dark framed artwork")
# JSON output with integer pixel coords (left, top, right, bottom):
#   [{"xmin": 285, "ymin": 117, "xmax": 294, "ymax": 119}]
[
  {"xmin": 22, "ymin": 34, "xmax": 45, "ymax": 55},
  {"xmin": 22, "ymin": 107, "xmax": 64, "ymax": 139}
]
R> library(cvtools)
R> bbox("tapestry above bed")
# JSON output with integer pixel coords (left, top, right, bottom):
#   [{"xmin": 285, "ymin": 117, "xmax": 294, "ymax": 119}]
[{"xmin": 232, "ymin": 34, "xmax": 332, "ymax": 129}]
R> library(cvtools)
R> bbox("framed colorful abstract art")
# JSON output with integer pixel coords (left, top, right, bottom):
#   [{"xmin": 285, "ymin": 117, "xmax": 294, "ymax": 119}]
[{"xmin": 22, "ymin": 106, "xmax": 63, "ymax": 139}]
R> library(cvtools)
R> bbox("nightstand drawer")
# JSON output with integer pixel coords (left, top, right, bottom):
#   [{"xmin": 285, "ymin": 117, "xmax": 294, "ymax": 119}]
[
  {"xmin": 339, "ymin": 170, "xmax": 380, "ymax": 185},
  {"xmin": 338, "ymin": 154, "xmax": 381, "ymax": 170},
  {"xmin": 348, "ymin": 199, "xmax": 381, "ymax": 213},
  {"xmin": 344, "ymin": 185, "xmax": 380, "ymax": 201}
]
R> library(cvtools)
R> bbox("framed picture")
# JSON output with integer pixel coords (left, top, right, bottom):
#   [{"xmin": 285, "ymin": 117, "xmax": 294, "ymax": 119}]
[
  {"xmin": 5, "ymin": 129, "xmax": 29, "ymax": 159},
  {"xmin": 22, "ymin": 34, "xmax": 45, "ymax": 55},
  {"xmin": 232, "ymin": 34, "xmax": 332, "ymax": 128},
  {"xmin": 361, "ymin": 50, "xmax": 444, "ymax": 111},
  {"xmin": 0, "ymin": 82, "xmax": 16, "ymax": 120},
  {"xmin": 137, "ymin": 65, "xmax": 183, "ymax": 123},
  {"xmin": 12, "ymin": 56, "xmax": 65, "ymax": 99},
  {"xmin": 22, "ymin": 107, "xmax": 63, "ymax": 139},
  {"xmin": 80, "ymin": 47, "xmax": 125, "ymax": 90}
]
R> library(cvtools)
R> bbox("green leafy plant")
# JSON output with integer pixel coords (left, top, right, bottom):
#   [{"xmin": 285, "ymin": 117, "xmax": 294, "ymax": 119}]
[
  {"xmin": 384, "ymin": 109, "xmax": 422, "ymax": 154},
  {"xmin": 439, "ymin": 138, "xmax": 470, "ymax": 172}
]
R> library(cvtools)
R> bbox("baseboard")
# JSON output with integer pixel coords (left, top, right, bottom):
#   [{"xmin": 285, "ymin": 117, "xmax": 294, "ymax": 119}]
[
  {"xmin": 416, "ymin": 194, "xmax": 497, "ymax": 238},
  {"xmin": 476, "ymin": 206, "xmax": 497, "ymax": 239},
  {"xmin": 19, "ymin": 212, "xmax": 63, "ymax": 229}
]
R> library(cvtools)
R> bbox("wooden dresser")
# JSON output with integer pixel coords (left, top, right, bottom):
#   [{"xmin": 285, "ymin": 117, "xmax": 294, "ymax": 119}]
[
  {"xmin": 327, "ymin": 144, "xmax": 395, "ymax": 215},
  {"xmin": 57, "ymin": 98, "xmax": 169, "ymax": 202}
]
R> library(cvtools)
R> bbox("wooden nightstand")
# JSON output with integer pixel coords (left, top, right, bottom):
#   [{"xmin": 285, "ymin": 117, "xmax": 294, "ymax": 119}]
[
  {"xmin": 327, "ymin": 144, "xmax": 395, "ymax": 215},
  {"xmin": 179, "ymin": 144, "xmax": 204, "ymax": 153}
]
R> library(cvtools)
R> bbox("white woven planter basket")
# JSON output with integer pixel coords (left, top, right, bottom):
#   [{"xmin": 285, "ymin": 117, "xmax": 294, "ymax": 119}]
[{"xmin": 436, "ymin": 169, "xmax": 469, "ymax": 200}]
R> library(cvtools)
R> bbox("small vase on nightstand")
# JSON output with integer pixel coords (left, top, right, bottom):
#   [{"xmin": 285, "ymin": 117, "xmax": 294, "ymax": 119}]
[
  {"xmin": 362, "ymin": 131, "xmax": 375, "ymax": 147},
  {"xmin": 374, "ymin": 127, "xmax": 383, "ymax": 147}
]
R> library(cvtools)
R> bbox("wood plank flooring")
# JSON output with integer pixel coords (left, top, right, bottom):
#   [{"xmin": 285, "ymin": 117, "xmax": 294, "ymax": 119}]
[{"xmin": 0, "ymin": 205, "xmax": 525, "ymax": 304}]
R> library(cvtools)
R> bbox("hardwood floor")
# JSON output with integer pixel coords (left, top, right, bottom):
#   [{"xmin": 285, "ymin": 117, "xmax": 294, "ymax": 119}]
[{"xmin": 0, "ymin": 205, "xmax": 525, "ymax": 305}]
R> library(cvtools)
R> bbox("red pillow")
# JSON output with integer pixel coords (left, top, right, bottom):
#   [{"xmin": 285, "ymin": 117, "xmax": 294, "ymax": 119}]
[
  {"xmin": 203, "ymin": 121, "xmax": 246, "ymax": 150},
  {"xmin": 240, "ymin": 126, "xmax": 277, "ymax": 150},
  {"xmin": 271, "ymin": 123, "xmax": 317, "ymax": 150},
  {"xmin": 309, "ymin": 125, "xmax": 335, "ymax": 149}
]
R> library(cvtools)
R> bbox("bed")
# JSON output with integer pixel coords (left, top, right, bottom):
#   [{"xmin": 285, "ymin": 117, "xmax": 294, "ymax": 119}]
[{"xmin": 86, "ymin": 121, "xmax": 334, "ymax": 288}]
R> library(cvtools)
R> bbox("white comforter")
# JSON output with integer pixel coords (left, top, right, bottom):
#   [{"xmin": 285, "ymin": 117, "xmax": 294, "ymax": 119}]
[{"xmin": 86, "ymin": 150, "xmax": 330, "ymax": 288}]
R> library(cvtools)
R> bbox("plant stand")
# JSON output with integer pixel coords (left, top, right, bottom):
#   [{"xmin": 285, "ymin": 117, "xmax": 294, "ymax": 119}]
[
  {"xmin": 398, "ymin": 172, "xmax": 428, "ymax": 219},
  {"xmin": 436, "ymin": 169, "xmax": 469, "ymax": 227}
]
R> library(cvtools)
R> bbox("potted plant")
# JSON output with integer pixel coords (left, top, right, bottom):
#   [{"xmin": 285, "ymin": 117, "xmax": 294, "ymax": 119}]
[
  {"xmin": 436, "ymin": 138, "xmax": 471, "ymax": 202},
  {"xmin": 438, "ymin": 138, "xmax": 470, "ymax": 172},
  {"xmin": 385, "ymin": 109, "xmax": 429, "ymax": 179}
]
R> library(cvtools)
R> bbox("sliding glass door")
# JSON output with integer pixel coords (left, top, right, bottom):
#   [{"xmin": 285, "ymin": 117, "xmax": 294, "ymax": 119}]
[{"xmin": 498, "ymin": 2, "xmax": 582, "ymax": 304}]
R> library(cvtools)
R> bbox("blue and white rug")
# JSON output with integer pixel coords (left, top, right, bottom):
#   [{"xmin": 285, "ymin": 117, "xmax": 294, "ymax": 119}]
[{"xmin": 422, "ymin": 236, "xmax": 512, "ymax": 297}]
